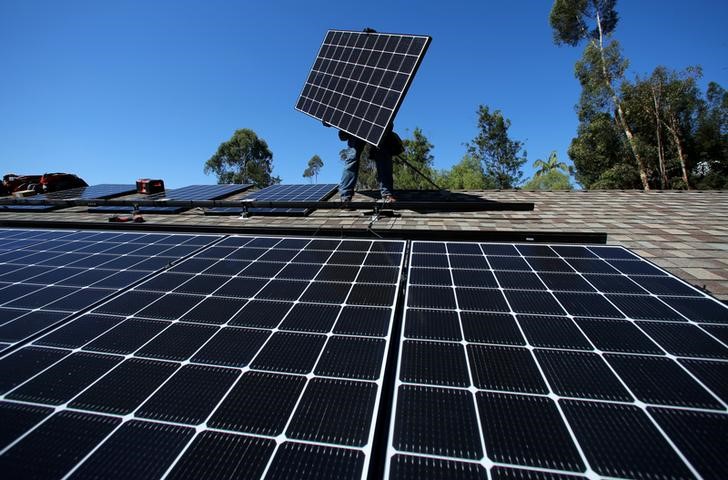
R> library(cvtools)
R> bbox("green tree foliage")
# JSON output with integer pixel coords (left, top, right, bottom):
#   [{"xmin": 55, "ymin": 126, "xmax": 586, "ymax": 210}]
[
  {"xmin": 533, "ymin": 151, "xmax": 571, "ymax": 177},
  {"xmin": 549, "ymin": 0, "xmax": 618, "ymax": 46},
  {"xmin": 552, "ymin": 1, "xmax": 727, "ymax": 190},
  {"xmin": 523, "ymin": 170, "xmax": 573, "ymax": 190},
  {"xmin": 302, "ymin": 155, "xmax": 324, "ymax": 183},
  {"xmin": 568, "ymin": 113, "xmax": 636, "ymax": 188},
  {"xmin": 436, "ymin": 155, "xmax": 493, "ymax": 190},
  {"xmin": 393, "ymin": 128, "xmax": 437, "ymax": 189},
  {"xmin": 204, "ymin": 129, "xmax": 280, "ymax": 187},
  {"xmin": 466, "ymin": 106, "xmax": 526, "ymax": 189},
  {"xmin": 693, "ymin": 82, "xmax": 728, "ymax": 188},
  {"xmin": 550, "ymin": 0, "xmax": 650, "ymax": 189},
  {"xmin": 621, "ymin": 67, "xmax": 704, "ymax": 189},
  {"xmin": 524, "ymin": 151, "xmax": 573, "ymax": 191},
  {"xmin": 590, "ymin": 164, "xmax": 642, "ymax": 189}
]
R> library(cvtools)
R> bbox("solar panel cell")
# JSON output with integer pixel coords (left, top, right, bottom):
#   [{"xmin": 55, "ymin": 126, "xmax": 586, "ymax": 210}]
[
  {"xmin": 400, "ymin": 340, "xmax": 469, "ymax": 387},
  {"xmin": 136, "ymin": 364, "xmax": 240, "ymax": 425},
  {"xmin": 69, "ymin": 358, "xmax": 179, "ymax": 414},
  {"xmin": 477, "ymin": 392, "xmax": 585, "ymax": 471},
  {"xmin": 390, "ymin": 455, "xmax": 487, "ymax": 480},
  {"xmin": 467, "ymin": 344, "xmax": 548, "ymax": 393},
  {"xmin": 315, "ymin": 336, "xmax": 386, "ymax": 380},
  {"xmin": 560, "ymin": 400, "xmax": 693, "ymax": 478},
  {"xmin": 166, "ymin": 431, "xmax": 275, "ymax": 480},
  {"xmin": 85, "ymin": 318, "xmax": 170, "ymax": 354},
  {"xmin": 0, "ymin": 411, "xmax": 121, "ymax": 478},
  {"xmin": 534, "ymin": 350, "xmax": 632, "ymax": 401},
  {"xmin": 605, "ymin": 354, "xmax": 723, "ymax": 408},
  {"xmin": 181, "ymin": 297, "xmax": 248, "ymax": 324},
  {"xmin": 460, "ymin": 312, "xmax": 524, "ymax": 345},
  {"xmin": 0, "ymin": 310, "xmax": 70, "ymax": 342},
  {"xmin": 0, "ymin": 346, "xmax": 70, "ymax": 393},
  {"xmin": 69, "ymin": 420, "xmax": 195, "ymax": 480},
  {"xmin": 265, "ymin": 442, "xmax": 365, "ymax": 480},
  {"xmin": 136, "ymin": 323, "xmax": 217, "ymax": 361},
  {"xmin": 394, "ymin": 385, "xmax": 483, "ymax": 459},
  {"xmin": 208, "ymin": 371, "xmax": 306, "ymax": 435},
  {"xmin": 251, "ymin": 331, "xmax": 326, "ymax": 374},
  {"xmin": 6, "ymin": 352, "xmax": 122, "ymax": 404},
  {"xmin": 648, "ymin": 408, "xmax": 728, "ymax": 480},
  {"xmin": 0, "ymin": 402, "xmax": 54, "ymax": 450},
  {"xmin": 286, "ymin": 378, "xmax": 377, "ymax": 446},
  {"xmin": 405, "ymin": 309, "xmax": 462, "ymax": 341},
  {"xmin": 518, "ymin": 315, "xmax": 593, "ymax": 350}
]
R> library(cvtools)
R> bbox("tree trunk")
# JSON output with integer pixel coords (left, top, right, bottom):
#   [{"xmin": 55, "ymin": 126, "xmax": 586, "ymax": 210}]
[
  {"xmin": 595, "ymin": 11, "xmax": 650, "ymax": 190},
  {"xmin": 664, "ymin": 114, "xmax": 692, "ymax": 189},
  {"xmin": 651, "ymin": 85, "xmax": 668, "ymax": 189}
]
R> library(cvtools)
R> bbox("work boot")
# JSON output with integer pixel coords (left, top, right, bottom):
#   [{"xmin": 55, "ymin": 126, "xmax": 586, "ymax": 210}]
[{"xmin": 340, "ymin": 196, "xmax": 355, "ymax": 211}]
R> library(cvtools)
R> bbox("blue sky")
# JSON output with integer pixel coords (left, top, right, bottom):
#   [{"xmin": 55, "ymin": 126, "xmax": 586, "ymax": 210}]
[{"xmin": 1, "ymin": 0, "xmax": 726, "ymax": 188}]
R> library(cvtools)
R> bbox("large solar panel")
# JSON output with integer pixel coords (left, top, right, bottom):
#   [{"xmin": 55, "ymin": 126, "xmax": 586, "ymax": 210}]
[
  {"xmin": 386, "ymin": 241, "xmax": 728, "ymax": 479},
  {"xmin": 296, "ymin": 30, "xmax": 431, "ymax": 146},
  {"xmin": 206, "ymin": 183, "xmax": 338, "ymax": 216},
  {"xmin": 0, "ymin": 231, "xmax": 405, "ymax": 479},
  {"xmin": 2, "ymin": 228, "xmax": 727, "ymax": 479},
  {"xmin": 0, "ymin": 229, "xmax": 220, "ymax": 353},
  {"xmin": 88, "ymin": 184, "xmax": 252, "ymax": 214},
  {"xmin": 0, "ymin": 184, "xmax": 136, "ymax": 212}
]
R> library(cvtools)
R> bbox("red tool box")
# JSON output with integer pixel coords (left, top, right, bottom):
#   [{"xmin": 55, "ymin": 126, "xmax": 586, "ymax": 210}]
[{"xmin": 136, "ymin": 178, "xmax": 165, "ymax": 194}]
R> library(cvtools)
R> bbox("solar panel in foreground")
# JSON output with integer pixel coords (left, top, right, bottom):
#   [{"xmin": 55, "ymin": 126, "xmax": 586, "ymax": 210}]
[
  {"xmin": 0, "ymin": 230, "xmax": 405, "ymax": 479},
  {"xmin": 0, "ymin": 228, "xmax": 219, "ymax": 353},
  {"xmin": 386, "ymin": 241, "xmax": 727, "ymax": 480},
  {"xmin": 296, "ymin": 30, "xmax": 431, "ymax": 146},
  {"xmin": 0, "ymin": 229, "xmax": 726, "ymax": 479},
  {"xmin": 206, "ymin": 183, "xmax": 338, "ymax": 216}
]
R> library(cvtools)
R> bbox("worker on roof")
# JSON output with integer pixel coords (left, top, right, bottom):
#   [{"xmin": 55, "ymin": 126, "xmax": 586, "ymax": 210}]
[{"xmin": 333, "ymin": 124, "xmax": 404, "ymax": 203}]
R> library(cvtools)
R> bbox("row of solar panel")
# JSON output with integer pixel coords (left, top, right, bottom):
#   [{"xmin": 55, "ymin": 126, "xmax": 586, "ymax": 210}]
[
  {"xmin": 0, "ymin": 183, "xmax": 338, "ymax": 215},
  {"xmin": 0, "ymin": 230, "xmax": 725, "ymax": 480}
]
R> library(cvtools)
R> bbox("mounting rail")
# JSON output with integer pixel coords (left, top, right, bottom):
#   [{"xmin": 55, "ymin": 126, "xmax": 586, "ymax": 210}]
[{"xmin": 0, "ymin": 198, "xmax": 534, "ymax": 212}]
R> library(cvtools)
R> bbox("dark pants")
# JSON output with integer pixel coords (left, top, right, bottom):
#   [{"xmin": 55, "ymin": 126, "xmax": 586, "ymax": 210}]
[{"xmin": 339, "ymin": 141, "xmax": 394, "ymax": 198}]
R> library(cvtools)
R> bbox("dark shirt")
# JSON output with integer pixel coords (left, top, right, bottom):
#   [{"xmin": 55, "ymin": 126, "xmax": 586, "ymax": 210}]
[{"xmin": 338, "ymin": 130, "xmax": 366, "ymax": 151}]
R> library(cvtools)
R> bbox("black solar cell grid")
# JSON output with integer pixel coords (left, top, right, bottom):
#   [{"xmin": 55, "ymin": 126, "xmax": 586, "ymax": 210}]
[
  {"xmin": 2, "ymin": 232, "xmax": 727, "ymax": 479},
  {"xmin": 88, "ymin": 183, "xmax": 252, "ymax": 214},
  {"xmin": 0, "ymin": 184, "xmax": 136, "ymax": 212},
  {"xmin": 0, "ymin": 228, "xmax": 220, "ymax": 352},
  {"xmin": 0, "ymin": 231, "xmax": 404, "ymax": 479},
  {"xmin": 386, "ymin": 240, "xmax": 728, "ymax": 479},
  {"xmin": 165, "ymin": 430, "xmax": 275, "ymax": 480},
  {"xmin": 296, "ymin": 30, "xmax": 431, "ymax": 146},
  {"xmin": 206, "ymin": 183, "xmax": 338, "ymax": 216}
]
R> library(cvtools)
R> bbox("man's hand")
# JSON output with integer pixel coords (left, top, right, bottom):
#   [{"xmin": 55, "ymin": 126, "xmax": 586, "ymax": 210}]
[{"xmin": 322, "ymin": 120, "xmax": 331, "ymax": 128}]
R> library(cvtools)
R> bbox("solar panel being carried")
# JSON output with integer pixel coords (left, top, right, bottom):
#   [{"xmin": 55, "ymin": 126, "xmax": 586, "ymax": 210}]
[
  {"xmin": 296, "ymin": 29, "xmax": 431, "ymax": 146},
  {"xmin": 206, "ymin": 183, "xmax": 338, "ymax": 216},
  {"xmin": 0, "ymin": 231, "xmax": 405, "ymax": 479},
  {"xmin": 0, "ymin": 184, "xmax": 136, "ymax": 212},
  {"xmin": 87, "ymin": 184, "xmax": 252, "ymax": 214},
  {"xmin": 387, "ymin": 241, "xmax": 728, "ymax": 480}
]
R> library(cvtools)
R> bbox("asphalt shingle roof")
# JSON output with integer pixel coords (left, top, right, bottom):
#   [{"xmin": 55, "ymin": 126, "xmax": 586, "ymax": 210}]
[{"xmin": 1, "ymin": 189, "xmax": 726, "ymax": 300}]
